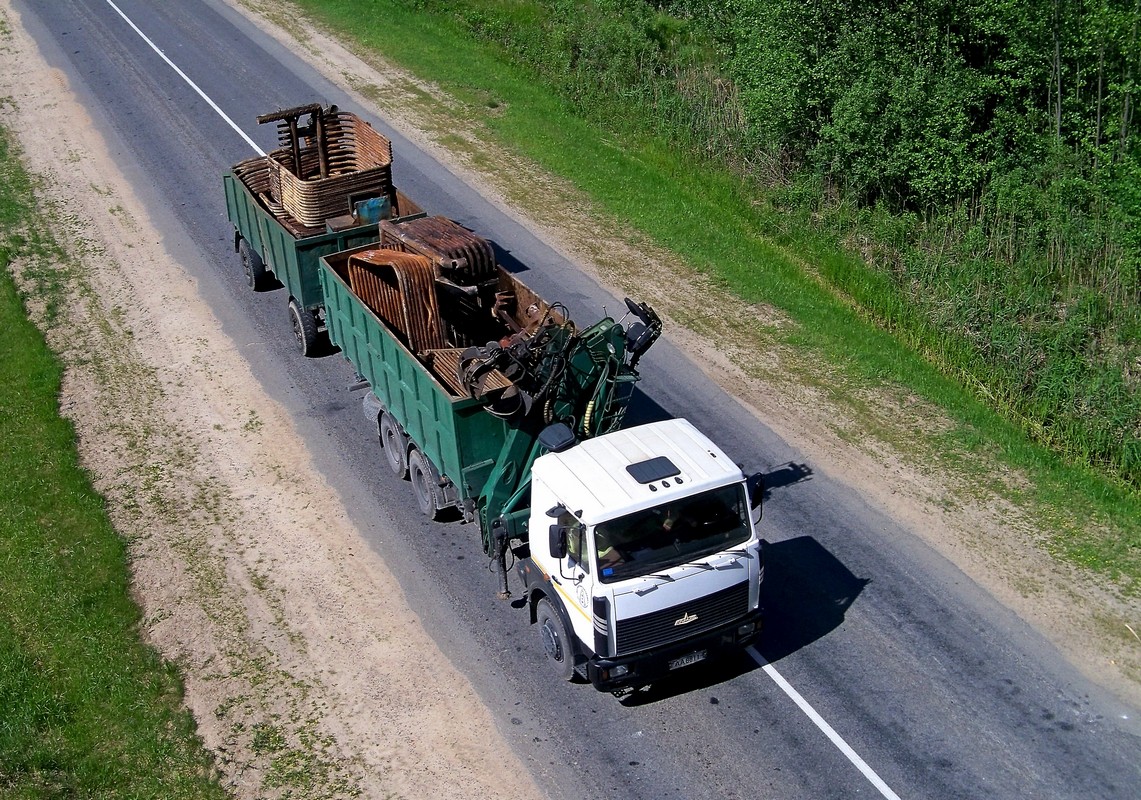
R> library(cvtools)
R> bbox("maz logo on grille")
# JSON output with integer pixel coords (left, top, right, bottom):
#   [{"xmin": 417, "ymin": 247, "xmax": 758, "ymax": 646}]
[{"xmin": 616, "ymin": 581, "xmax": 747, "ymax": 655}]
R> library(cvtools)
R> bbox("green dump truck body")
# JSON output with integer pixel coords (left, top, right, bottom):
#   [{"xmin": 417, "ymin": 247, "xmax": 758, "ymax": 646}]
[
  {"xmin": 223, "ymin": 169, "xmax": 423, "ymax": 314},
  {"xmin": 319, "ymin": 248, "xmax": 514, "ymax": 509},
  {"xmin": 318, "ymin": 227, "xmax": 661, "ymax": 569}
]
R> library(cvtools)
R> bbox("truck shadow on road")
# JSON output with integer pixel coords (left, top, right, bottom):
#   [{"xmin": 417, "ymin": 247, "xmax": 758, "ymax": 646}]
[
  {"xmin": 489, "ymin": 241, "xmax": 532, "ymax": 276},
  {"xmin": 754, "ymin": 536, "xmax": 869, "ymax": 664},
  {"xmin": 621, "ymin": 388, "xmax": 672, "ymax": 427},
  {"xmin": 622, "ymin": 536, "xmax": 868, "ymax": 706}
]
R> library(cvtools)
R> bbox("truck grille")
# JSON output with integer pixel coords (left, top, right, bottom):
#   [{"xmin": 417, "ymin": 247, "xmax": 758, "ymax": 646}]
[{"xmin": 615, "ymin": 580, "xmax": 749, "ymax": 656}]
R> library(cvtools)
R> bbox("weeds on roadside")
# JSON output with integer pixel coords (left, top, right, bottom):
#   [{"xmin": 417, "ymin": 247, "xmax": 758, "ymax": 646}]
[{"xmin": 0, "ymin": 124, "xmax": 227, "ymax": 799}]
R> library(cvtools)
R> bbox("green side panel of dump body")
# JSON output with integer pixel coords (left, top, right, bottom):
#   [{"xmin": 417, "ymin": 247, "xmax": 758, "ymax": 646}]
[
  {"xmin": 318, "ymin": 248, "xmax": 513, "ymax": 500},
  {"xmin": 223, "ymin": 170, "xmax": 390, "ymax": 313}
]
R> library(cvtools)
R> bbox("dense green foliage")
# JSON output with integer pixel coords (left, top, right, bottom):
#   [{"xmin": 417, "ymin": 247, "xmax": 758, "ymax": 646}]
[
  {"xmin": 392, "ymin": 0, "xmax": 1141, "ymax": 488},
  {"xmin": 0, "ymin": 128, "xmax": 225, "ymax": 799}
]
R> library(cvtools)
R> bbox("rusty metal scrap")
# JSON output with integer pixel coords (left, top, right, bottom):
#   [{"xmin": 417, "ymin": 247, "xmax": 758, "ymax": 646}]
[
  {"xmin": 380, "ymin": 216, "xmax": 496, "ymax": 284},
  {"xmin": 425, "ymin": 347, "xmax": 512, "ymax": 398},
  {"xmin": 232, "ymin": 154, "xmax": 307, "ymax": 236},
  {"xmin": 489, "ymin": 270, "xmax": 563, "ymax": 335},
  {"xmin": 257, "ymin": 103, "xmax": 327, "ymax": 178},
  {"xmin": 491, "ymin": 290, "xmax": 546, "ymax": 336},
  {"xmin": 347, "ymin": 250, "xmax": 446, "ymax": 354},
  {"xmin": 256, "ymin": 105, "xmax": 394, "ymax": 229}
]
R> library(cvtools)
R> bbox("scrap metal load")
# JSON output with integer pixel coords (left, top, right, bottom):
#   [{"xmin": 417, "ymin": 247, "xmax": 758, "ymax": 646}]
[
  {"xmin": 339, "ymin": 215, "xmax": 662, "ymax": 436},
  {"xmin": 230, "ymin": 104, "xmax": 394, "ymax": 235},
  {"xmin": 380, "ymin": 215, "xmax": 497, "ymax": 285},
  {"xmin": 347, "ymin": 250, "xmax": 445, "ymax": 352}
]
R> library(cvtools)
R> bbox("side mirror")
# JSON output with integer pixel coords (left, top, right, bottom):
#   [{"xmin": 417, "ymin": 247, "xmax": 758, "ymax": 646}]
[
  {"xmin": 747, "ymin": 473, "xmax": 765, "ymax": 525},
  {"xmin": 549, "ymin": 524, "xmax": 567, "ymax": 559}
]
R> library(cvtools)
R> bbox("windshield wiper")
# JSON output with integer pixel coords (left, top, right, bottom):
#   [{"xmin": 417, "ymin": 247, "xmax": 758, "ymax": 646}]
[
  {"xmin": 635, "ymin": 553, "xmax": 741, "ymax": 585},
  {"xmin": 645, "ymin": 560, "xmax": 716, "ymax": 582}
]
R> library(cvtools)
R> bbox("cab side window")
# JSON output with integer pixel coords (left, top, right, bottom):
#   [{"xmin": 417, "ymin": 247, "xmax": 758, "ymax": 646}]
[{"xmin": 562, "ymin": 513, "xmax": 589, "ymax": 575}]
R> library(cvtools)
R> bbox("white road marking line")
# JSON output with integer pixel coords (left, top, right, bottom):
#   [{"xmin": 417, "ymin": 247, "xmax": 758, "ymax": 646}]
[
  {"xmin": 104, "ymin": 0, "xmax": 265, "ymax": 156},
  {"xmin": 747, "ymin": 646, "xmax": 903, "ymax": 800}
]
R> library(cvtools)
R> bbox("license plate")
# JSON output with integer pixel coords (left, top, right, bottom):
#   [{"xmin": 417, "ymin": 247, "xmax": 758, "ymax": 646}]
[{"xmin": 668, "ymin": 650, "xmax": 707, "ymax": 670}]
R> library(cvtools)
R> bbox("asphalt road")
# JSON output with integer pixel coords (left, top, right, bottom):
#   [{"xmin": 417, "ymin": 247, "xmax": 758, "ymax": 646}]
[{"xmin": 14, "ymin": 1, "xmax": 1141, "ymax": 797}]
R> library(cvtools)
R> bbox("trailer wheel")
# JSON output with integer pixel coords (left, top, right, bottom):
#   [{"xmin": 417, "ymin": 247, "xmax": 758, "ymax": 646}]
[
  {"xmin": 289, "ymin": 299, "xmax": 318, "ymax": 357},
  {"xmin": 536, "ymin": 598, "xmax": 576, "ymax": 681},
  {"xmin": 239, "ymin": 238, "xmax": 266, "ymax": 290},
  {"xmin": 409, "ymin": 448, "xmax": 445, "ymax": 520},
  {"xmin": 379, "ymin": 412, "xmax": 408, "ymax": 478}
]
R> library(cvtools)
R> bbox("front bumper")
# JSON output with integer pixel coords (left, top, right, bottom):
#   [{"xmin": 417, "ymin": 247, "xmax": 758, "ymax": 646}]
[{"xmin": 586, "ymin": 606, "xmax": 763, "ymax": 692}]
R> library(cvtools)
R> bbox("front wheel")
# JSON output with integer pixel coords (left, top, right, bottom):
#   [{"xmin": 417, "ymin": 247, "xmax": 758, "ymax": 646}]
[
  {"xmin": 288, "ymin": 299, "xmax": 318, "ymax": 357},
  {"xmin": 536, "ymin": 598, "xmax": 576, "ymax": 682}
]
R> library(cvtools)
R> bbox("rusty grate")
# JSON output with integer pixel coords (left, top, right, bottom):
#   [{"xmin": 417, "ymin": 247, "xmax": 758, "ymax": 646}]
[
  {"xmin": 347, "ymin": 249, "xmax": 446, "ymax": 354},
  {"xmin": 380, "ymin": 216, "xmax": 496, "ymax": 284},
  {"xmin": 253, "ymin": 104, "xmax": 394, "ymax": 229}
]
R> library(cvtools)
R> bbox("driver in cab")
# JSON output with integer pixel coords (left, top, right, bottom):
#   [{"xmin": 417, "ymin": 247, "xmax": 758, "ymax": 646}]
[{"xmin": 597, "ymin": 505, "xmax": 680, "ymax": 570}]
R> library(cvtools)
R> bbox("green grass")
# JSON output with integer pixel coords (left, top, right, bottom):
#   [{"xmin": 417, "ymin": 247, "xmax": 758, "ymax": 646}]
[
  {"xmin": 293, "ymin": 0, "xmax": 1139, "ymax": 588},
  {"xmin": 0, "ymin": 128, "xmax": 227, "ymax": 798}
]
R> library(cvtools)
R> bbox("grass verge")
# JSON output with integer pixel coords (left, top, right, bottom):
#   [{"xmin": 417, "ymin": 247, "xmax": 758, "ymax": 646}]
[
  {"xmin": 0, "ymin": 125, "xmax": 227, "ymax": 798},
  {"xmin": 284, "ymin": 0, "xmax": 1139, "ymax": 590}
]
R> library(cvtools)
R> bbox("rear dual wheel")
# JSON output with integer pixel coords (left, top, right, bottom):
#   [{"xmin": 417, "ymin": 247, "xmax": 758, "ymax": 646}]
[
  {"xmin": 379, "ymin": 412, "xmax": 408, "ymax": 478},
  {"xmin": 378, "ymin": 414, "xmax": 444, "ymax": 519},
  {"xmin": 409, "ymin": 448, "xmax": 445, "ymax": 520}
]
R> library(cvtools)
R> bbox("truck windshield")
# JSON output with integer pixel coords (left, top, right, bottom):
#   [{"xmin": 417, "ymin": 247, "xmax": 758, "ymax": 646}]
[{"xmin": 594, "ymin": 484, "xmax": 750, "ymax": 583}]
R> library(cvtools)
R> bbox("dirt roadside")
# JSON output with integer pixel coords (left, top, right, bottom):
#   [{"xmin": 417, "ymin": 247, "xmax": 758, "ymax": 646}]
[
  {"xmin": 0, "ymin": 4, "xmax": 546, "ymax": 799},
  {"xmin": 0, "ymin": 3, "xmax": 1137, "ymax": 800}
]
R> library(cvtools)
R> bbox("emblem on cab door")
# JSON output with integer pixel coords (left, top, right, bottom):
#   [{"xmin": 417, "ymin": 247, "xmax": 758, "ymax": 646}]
[
  {"xmin": 576, "ymin": 585, "xmax": 589, "ymax": 608},
  {"xmin": 674, "ymin": 612, "xmax": 698, "ymax": 626}
]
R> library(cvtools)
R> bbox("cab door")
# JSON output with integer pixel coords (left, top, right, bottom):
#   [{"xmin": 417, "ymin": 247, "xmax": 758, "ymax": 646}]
[{"xmin": 559, "ymin": 515, "xmax": 596, "ymax": 648}]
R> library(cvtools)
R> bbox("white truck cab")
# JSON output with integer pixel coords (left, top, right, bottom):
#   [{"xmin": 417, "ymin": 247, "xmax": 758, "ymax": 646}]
[{"xmin": 517, "ymin": 418, "xmax": 764, "ymax": 692}]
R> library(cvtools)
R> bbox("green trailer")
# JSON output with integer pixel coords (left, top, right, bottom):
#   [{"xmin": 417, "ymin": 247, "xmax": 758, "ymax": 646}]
[
  {"xmin": 223, "ymin": 161, "xmax": 423, "ymax": 354},
  {"xmin": 223, "ymin": 104, "xmax": 424, "ymax": 354}
]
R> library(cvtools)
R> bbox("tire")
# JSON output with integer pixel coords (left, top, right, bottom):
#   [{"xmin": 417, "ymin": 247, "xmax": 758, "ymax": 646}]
[
  {"xmin": 408, "ymin": 448, "xmax": 445, "ymax": 520},
  {"xmin": 379, "ymin": 412, "xmax": 408, "ymax": 478},
  {"xmin": 238, "ymin": 238, "xmax": 266, "ymax": 291},
  {"xmin": 289, "ymin": 299, "xmax": 318, "ymax": 357},
  {"xmin": 536, "ymin": 598, "xmax": 576, "ymax": 682}
]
